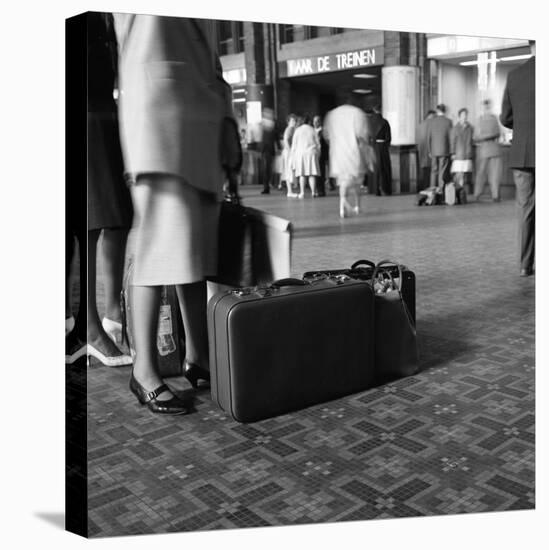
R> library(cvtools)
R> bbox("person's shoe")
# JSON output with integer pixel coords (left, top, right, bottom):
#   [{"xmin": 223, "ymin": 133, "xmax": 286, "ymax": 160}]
[
  {"xmin": 352, "ymin": 206, "xmax": 360, "ymax": 216},
  {"xmin": 65, "ymin": 315, "xmax": 75, "ymax": 336},
  {"xmin": 520, "ymin": 268, "xmax": 534, "ymax": 277},
  {"xmin": 184, "ymin": 362, "xmax": 211, "ymax": 389},
  {"xmin": 493, "ymin": 197, "xmax": 501, "ymax": 202},
  {"xmin": 297, "ymin": 193, "xmax": 305, "ymax": 199},
  {"xmin": 102, "ymin": 317, "xmax": 123, "ymax": 346},
  {"xmin": 88, "ymin": 344, "xmax": 133, "ymax": 367},
  {"xmin": 129, "ymin": 372, "xmax": 189, "ymax": 415},
  {"xmin": 66, "ymin": 331, "xmax": 86, "ymax": 364},
  {"xmin": 260, "ymin": 189, "xmax": 270, "ymax": 194},
  {"xmin": 286, "ymin": 192, "xmax": 298, "ymax": 198}
]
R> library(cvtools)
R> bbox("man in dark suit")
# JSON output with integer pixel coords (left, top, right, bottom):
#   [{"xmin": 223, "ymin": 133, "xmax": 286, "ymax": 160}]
[
  {"xmin": 427, "ymin": 104, "xmax": 453, "ymax": 189},
  {"xmin": 500, "ymin": 41, "xmax": 535, "ymax": 277}
]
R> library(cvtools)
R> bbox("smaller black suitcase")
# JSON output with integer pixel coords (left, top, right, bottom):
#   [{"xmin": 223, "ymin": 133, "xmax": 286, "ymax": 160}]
[{"xmin": 303, "ymin": 259, "xmax": 416, "ymax": 324}]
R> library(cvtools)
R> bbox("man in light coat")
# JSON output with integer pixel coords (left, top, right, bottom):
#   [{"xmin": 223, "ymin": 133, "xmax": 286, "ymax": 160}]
[{"xmin": 474, "ymin": 99, "xmax": 502, "ymax": 201}]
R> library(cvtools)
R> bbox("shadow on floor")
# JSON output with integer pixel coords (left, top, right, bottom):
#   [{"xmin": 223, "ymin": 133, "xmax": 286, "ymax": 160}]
[{"xmin": 34, "ymin": 512, "xmax": 65, "ymax": 530}]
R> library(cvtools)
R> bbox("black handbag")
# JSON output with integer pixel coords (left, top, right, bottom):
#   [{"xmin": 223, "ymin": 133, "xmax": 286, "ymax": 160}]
[
  {"xmin": 214, "ymin": 198, "xmax": 292, "ymax": 288},
  {"xmin": 371, "ymin": 260, "xmax": 419, "ymax": 381}
]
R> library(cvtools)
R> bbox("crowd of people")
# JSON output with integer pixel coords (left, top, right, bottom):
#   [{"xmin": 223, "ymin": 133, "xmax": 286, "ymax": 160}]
[
  {"xmin": 240, "ymin": 94, "xmax": 393, "ymax": 217},
  {"xmin": 416, "ymin": 99, "xmax": 505, "ymax": 202}
]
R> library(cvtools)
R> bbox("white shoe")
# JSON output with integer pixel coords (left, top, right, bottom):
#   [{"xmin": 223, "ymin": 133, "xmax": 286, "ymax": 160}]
[
  {"xmin": 352, "ymin": 206, "xmax": 360, "ymax": 216},
  {"xmin": 65, "ymin": 315, "xmax": 75, "ymax": 336},
  {"xmin": 87, "ymin": 344, "xmax": 133, "ymax": 367},
  {"xmin": 297, "ymin": 193, "xmax": 304, "ymax": 199},
  {"xmin": 286, "ymin": 192, "xmax": 298, "ymax": 198},
  {"xmin": 102, "ymin": 317, "xmax": 123, "ymax": 346}
]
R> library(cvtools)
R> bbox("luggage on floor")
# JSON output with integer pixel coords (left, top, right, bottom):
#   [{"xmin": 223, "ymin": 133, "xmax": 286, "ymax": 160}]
[
  {"xmin": 371, "ymin": 260, "xmax": 419, "ymax": 381},
  {"xmin": 208, "ymin": 277, "xmax": 376, "ymax": 423},
  {"xmin": 444, "ymin": 182, "xmax": 457, "ymax": 205},
  {"xmin": 303, "ymin": 258, "xmax": 416, "ymax": 324},
  {"xmin": 214, "ymin": 199, "xmax": 292, "ymax": 288},
  {"xmin": 121, "ymin": 260, "xmax": 186, "ymax": 378}
]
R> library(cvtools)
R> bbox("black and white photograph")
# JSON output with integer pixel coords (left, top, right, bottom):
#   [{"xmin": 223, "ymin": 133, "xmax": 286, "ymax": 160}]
[{"xmin": 3, "ymin": 1, "xmax": 546, "ymax": 548}]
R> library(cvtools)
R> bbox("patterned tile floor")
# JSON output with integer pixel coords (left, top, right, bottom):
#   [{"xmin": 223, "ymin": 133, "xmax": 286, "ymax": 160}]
[{"xmin": 80, "ymin": 186, "xmax": 535, "ymax": 538}]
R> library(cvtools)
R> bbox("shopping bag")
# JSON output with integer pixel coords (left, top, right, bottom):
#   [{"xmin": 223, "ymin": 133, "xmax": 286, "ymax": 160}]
[
  {"xmin": 121, "ymin": 259, "xmax": 186, "ymax": 378},
  {"xmin": 371, "ymin": 260, "xmax": 419, "ymax": 380}
]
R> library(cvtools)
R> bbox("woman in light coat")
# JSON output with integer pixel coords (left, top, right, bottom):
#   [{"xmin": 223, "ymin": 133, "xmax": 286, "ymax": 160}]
[
  {"xmin": 114, "ymin": 14, "xmax": 234, "ymax": 415},
  {"xmin": 291, "ymin": 115, "xmax": 321, "ymax": 198}
]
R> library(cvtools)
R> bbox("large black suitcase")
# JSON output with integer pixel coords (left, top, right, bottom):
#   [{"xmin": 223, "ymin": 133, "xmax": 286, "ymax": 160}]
[
  {"xmin": 303, "ymin": 259, "xmax": 416, "ymax": 324},
  {"xmin": 208, "ymin": 277, "xmax": 375, "ymax": 423}
]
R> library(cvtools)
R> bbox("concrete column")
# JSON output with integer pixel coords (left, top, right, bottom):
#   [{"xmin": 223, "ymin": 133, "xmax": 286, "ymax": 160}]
[{"xmin": 382, "ymin": 31, "xmax": 430, "ymax": 194}]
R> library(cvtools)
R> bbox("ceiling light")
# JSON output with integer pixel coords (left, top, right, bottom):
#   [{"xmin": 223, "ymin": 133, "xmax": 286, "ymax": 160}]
[
  {"xmin": 233, "ymin": 98, "xmax": 246, "ymax": 103},
  {"xmin": 353, "ymin": 73, "xmax": 377, "ymax": 79},
  {"xmin": 499, "ymin": 54, "xmax": 533, "ymax": 62},
  {"xmin": 352, "ymin": 89, "xmax": 372, "ymax": 94},
  {"xmin": 460, "ymin": 53, "xmax": 532, "ymax": 66}
]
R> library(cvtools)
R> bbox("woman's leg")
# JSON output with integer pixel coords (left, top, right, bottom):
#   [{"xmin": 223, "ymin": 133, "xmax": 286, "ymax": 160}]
[
  {"xmin": 175, "ymin": 281, "xmax": 209, "ymax": 369},
  {"xmin": 130, "ymin": 285, "xmax": 173, "ymax": 399},
  {"xmin": 298, "ymin": 176, "xmax": 306, "ymax": 198},
  {"xmin": 66, "ymin": 231, "xmax": 75, "ymax": 320},
  {"xmin": 101, "ymin": 228, "xmax": 129, "ymax": 322},
  {"xmin": 87, "ymin": 229, "xmax": 128, "ymax": 355},
  {"xmin": 309, "ymin": 176, "xmax": 317, "ymax": 197}
]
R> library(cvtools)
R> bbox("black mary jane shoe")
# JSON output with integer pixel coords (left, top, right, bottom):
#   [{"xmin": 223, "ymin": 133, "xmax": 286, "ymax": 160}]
[
  {"xmin": 129, "ymin": 373, "xmax": 189, "ymax": 415},
  {"xmin": 184, "ymin": 362, "xmax": 211, "ymax": 389}
]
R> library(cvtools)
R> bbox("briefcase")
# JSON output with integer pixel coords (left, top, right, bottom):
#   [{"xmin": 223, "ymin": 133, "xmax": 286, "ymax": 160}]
[
  {"xmin": 303, "ymin": 259, "xmax": 416, "ymax": 324},
  {"xmin": 208, "ymin": 277, "xmax": 375, "ymax": 423}
]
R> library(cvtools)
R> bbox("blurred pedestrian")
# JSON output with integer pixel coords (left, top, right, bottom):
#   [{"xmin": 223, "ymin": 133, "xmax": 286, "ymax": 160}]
[
  {"xmin": 474, "ymin": 99, "xmax": 502, "ymax": 201},
  {"xmin": 427, "ymin": 104, "xmax": 453, "ymax": 189},
  {"xmin": 372, "ymin": 104, "xmax": 392, "ymax": 195},
  {"xmin": 450, "ymin": 108, "xmax": 474, "ymax": 200},
  {"xmin": 313, "ymin": 115, "xmax": 328, "ymax": 196},
  {"xmin": 416, "ymin": 110, "xmax": 435, "ymax": 191},
  {"xmin": 114, "ymin": 14, "xmax": 235, "ymax": 415},
  {"xmin": 260, "ymin": 108, "xmax": 277, "ymax": 194},
  {"xmin": 281, "ymin": 114, "xmax": 298, "ymax": 197},
  {"xmin": 291, "ymin": 114, "xmax": 321, "ymax": 198},
  {"xmin": 500, "ymin": 40, "xmax": 535, "ymax": 277},
  {"xmin": 324, "ymin": 89, "xmax": 371, "ymax": 218}
]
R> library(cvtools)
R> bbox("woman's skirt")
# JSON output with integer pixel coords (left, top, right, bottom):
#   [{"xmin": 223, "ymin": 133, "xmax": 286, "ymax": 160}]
[
  {"xmin": 129, "ymin": 174, "xmax": 221, "ymax": 286},
  {"xmin": 293, "ymin": 150, "xmax": 320, "ymax": 177},
  {"xmin": 451, "ymin": 159, "xmax": 473, "ymax": 173},
  {"xmin": 87, "ymin": 111, "xmax": 133, "ymax": 231}
]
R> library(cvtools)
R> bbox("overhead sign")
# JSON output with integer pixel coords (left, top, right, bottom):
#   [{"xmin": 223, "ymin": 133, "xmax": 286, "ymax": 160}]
[{"xmin": 281, "ymin": 46, "xmax": 383, "ymax": 78}]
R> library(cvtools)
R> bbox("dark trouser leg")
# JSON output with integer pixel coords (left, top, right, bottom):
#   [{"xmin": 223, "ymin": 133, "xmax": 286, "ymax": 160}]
[
  {"xmin": 262, "ymin": 152, "xmax": 273, "ymax": 192},
  {"xmin": 513, "ymin": 169, "xmax": 535, "ymax": 271},
  {"xmin": 430, "ymin": 157, "xmax": 439, "ymax": 188},
  {"xmin": 439, "ymin": 156, "xmax": 450, "ymax": 188}
]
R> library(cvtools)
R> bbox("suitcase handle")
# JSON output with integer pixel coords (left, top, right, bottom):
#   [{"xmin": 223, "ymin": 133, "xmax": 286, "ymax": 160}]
[
  {"xmin": 270, "ymin": 278, "xmax": 310, "ymax": 288},
  {"xmin": 351, "ymin": 259, "xmax": 376, "ymax": 270}
]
